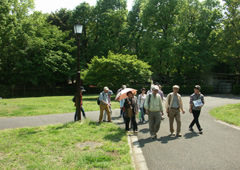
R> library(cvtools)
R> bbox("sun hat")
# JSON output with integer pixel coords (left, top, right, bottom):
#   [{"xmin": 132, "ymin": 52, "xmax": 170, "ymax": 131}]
[
  {"xmin": 104, "ymin": 87, "xmax": 109, "ymax": 91},
  {"xmin": 173, "ymin": 85, "xmax": 180, "ymax": 89},
  {"xmin": 194, "ymin": 85, "xmax": 201, "ymax": 90}
]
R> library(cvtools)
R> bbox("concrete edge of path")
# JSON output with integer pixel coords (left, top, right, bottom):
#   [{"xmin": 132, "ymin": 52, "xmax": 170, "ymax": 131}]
[
  {"xmin": 128, "ymin": 134, "xmax": 148, "ymax": 170},
  {"xmin": 215, "ymin": 120, "xmax": 240, "ymax": 131},
  {"xmin": 112, "ymin": 118, "xmax": 148, "ymax": 170}
]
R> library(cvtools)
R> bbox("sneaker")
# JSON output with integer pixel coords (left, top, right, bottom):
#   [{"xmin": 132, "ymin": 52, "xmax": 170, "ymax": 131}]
[
  {"xmin": 177, "ymin": 133, "xmax": 182, "ymax": 137},
  {"xmin": 151, "ymin": 135, "xmax": 156, "ymax": 139},
  {"xmin": 199, "ymin": 131, "xmax": 203, "ymax": 134},
  {"xmin": 134, "ymin": 130, "xmax": 138, "ymax": 133},
  {"xmin": 170, "ymin": 133, "xmax": 176, "ymax": 137}
]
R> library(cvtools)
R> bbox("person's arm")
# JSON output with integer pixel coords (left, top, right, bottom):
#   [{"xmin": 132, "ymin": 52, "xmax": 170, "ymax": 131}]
[
  {"xmin": 144, "ymin": 95, "xmax": 149, "ymax": 112},
  {"xmin": 159, "ymin": 97, "xmax": 164, "ymax": 115},
  {"xmin": 165, "ymin": 94, "xmax": 170, "ymax": 113},
  {"xmin": 179, "ymin": 96, "xmax": 185, "ymax": 114},
  {"xmin": 189, "ymin": 96, "xmax": 193, "ymax": 113}
]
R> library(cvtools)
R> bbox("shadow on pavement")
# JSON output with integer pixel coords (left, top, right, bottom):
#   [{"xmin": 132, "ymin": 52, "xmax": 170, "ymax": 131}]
[
  {"xmin": 139, "ymin": 128, "xmax": 150, "ymax": 134},
  {"xmin": 158, "ymin": 135, "xmax": 177, "ymax": 144},
  {"xmin": 137, "ymin": 137, "xmax": 155, "ymax": 147},
  {"xmin": 184, "ymin": 131, "xmax": 199, "ymax": 139}
]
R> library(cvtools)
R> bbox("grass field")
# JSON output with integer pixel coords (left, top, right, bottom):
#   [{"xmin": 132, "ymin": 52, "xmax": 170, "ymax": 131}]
[
  {"xmin": 0, "ymin": 120, "xmax": 133, "ymax": 169},
  {"xmin": 0, "ymin": 95, "xmax": 120, "ymax": 117},
  {"xmin": 210, "ymin": 103, "xmax": 240, "ymax": 126}
]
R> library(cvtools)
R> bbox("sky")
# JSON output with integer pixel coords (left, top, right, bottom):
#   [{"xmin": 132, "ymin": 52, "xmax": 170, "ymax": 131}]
[{"xmin": 34, "ymin": 0, "xmax": 135, "ymax": 13}]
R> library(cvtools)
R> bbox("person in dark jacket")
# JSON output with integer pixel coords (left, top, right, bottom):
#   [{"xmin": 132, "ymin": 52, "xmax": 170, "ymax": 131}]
[
  {"xmin": 73, "ymin": 86, "xmax": 86, "ymax": 121},
  {"xmin": 189, "ymin": 85, "xmax": 204, "ymax": 134},
  {"xmin": 123, "ymin": 91, "xmax": 138, "ymax": 132}
]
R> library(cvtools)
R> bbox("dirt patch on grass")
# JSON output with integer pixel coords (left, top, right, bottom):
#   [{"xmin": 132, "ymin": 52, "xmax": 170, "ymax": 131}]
[{"xmin": 76, "ymin": 141, "xmax": 103, "ymax": 150}]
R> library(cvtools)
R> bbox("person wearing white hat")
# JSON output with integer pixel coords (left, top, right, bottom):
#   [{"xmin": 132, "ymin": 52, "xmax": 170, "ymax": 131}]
[
  {"xmin": 98, "ymin": 87, "xmax": 111, "ymax": 123},
  {"xmin": 144, "ymin": 85, "xmax": 164, "ymax": 139},
  {"xmin": 166, "ymin": 85, "xmax": 185, "ymax": 137}
]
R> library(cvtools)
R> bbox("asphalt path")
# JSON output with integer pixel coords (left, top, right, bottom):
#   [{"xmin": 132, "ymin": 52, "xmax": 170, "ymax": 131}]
[
  {"xmin": 137, "ymin": 96, "xmax": 240, "ymax": 170},
  {"xmin": 0, "ymin": 95, "xmax": 240, "ymax": 170}
]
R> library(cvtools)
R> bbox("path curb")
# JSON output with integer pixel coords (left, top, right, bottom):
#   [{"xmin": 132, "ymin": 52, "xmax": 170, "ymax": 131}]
[
  {"xmin": 129, "ymin": 135, "xmax": 148, "ymax": 170},
  {"xmin": 215, "ymin": 120, "xmax": 240, "ymax": 131}
]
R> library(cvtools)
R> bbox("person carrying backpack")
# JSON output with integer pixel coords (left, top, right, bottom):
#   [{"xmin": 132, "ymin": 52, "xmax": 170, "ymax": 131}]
[
  {"xmin": 144, "ymin": 85, "xmax": 164, "ymax": 139},
  {"xmin": 98, "ymin": 87, "xmax": 111, "ymax": 123},
  {"xmin": 73, "ymin": 86, "xmax": 86, "ymax": 121}
]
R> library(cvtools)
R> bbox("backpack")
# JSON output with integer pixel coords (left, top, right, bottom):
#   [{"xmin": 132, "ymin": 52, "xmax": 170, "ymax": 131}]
[{"xmin": 97, "ymin": 92, "xmax": 105, "ymax": 105}]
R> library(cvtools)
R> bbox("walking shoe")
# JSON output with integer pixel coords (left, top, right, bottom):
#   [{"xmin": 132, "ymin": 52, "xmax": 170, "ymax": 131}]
[
  {"xmin": 189, "ymin": 127, "xmax": 194, "ymax": 132},
  {"xmin": 170, "ymin": 133, "xmax": 176, "ymax": 137},
  {"xmin": 199, "ymin": 131, "xmax": 203, "ymax": 134},
  {"xmin": 134, "ymin": 130, "xmax": 138, "ymax": 133},
  {"xmin": 151, "ymin": 135, "xmax": 156, "ymax": 139},
  {"xmin": 177, "ymin": 133, "xmax": 182, "ymax": 137}
]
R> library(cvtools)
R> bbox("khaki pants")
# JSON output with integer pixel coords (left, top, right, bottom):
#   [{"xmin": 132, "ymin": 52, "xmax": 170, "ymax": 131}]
[
  {"xmin": 148, "ymin": 111, "xmax": 161, "ymax": 136},
  {"xmin": 169, "ymin": 108, "xmax": 181, "ymax": 134},
  {"xmin": 99, "ymin": 104, "xmax": 111, "ymax": 122}
]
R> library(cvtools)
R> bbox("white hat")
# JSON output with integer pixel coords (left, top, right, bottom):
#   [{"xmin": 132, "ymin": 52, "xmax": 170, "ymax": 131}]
[
  {"xmin": 104, "ymin": 86, "xmax": 109, "ymax": 91},
  {"xmin": 173, "ymin": 85, "xmax": 180, "ymax": 89},
  {"xmin": 152, "ymin": 85, "xmax": 159, "ymax": 91}
]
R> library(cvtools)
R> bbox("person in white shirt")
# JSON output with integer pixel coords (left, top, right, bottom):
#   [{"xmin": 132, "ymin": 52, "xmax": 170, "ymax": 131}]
[{"xmin": 138, "ymin": 88, "xmax": 147, "ymax": 123}]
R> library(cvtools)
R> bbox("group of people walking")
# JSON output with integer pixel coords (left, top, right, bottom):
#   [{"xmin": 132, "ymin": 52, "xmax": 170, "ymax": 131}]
[{"xmin": 74, "ymin": 83, "xmax": 204, "ymax": 140}]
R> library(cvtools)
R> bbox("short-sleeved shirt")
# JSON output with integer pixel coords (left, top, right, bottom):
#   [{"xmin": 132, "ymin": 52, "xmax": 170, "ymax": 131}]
[
  {"xmin": 99, "ymin": 92, "xmax": 109, "ymax": 104},
  {"xmin": 190, "ymin": 93, "xmax": 204, "ymax": 110}
]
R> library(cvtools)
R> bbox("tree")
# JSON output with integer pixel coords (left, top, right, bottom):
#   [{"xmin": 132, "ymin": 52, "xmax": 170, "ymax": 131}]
[{"xmin": 82, "ymin": 52, "xmax": 152, "ymax": 90}]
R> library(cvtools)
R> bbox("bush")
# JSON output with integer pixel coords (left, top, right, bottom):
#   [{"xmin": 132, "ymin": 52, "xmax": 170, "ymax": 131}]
[
  {"xmin": 232, "ymin": 85, "xmax": 240, "ymax": 95},
  {"xmin": 82, "ymin": 52, "xmax": 152, "ymax": 91}
]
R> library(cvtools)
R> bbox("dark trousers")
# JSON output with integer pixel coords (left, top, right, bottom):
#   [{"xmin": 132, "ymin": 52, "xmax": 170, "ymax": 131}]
[
  {"xmin": 189, "ymin": 110, "xmax": 202, "ymax": 131},
  {"xmin": 74, "ymin": 107, "xmax": 86, "ymax": 121},
  {"xmin": 125, "ymin": 114, "xmax": 138, "ymax": 131}
]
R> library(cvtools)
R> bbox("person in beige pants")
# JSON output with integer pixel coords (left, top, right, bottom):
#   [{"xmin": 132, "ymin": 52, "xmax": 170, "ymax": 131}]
[{"xmin": 166, "ymin": 85, "xmax": 185, "ymax": 137}]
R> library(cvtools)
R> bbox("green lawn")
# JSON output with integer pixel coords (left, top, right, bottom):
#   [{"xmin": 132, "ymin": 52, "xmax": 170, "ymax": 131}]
[
  {"xmin": 0, "ymin": 95, "xmax": 120, "ymax": 117},
  {"xmin": 0, "ymin": 120, "xmax": 133, "ymax": 169},
  {"xmin": 210, "ymin": 103, "xmax": 240, "ymax": 126}
]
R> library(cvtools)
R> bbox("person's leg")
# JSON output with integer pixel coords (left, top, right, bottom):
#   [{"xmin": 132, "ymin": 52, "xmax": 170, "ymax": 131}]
[
  {"xmin": 189, "ymin": 112, "xmax": 196, "ymax": 129},
  {"xmin": 74, "ymin": 111, "xmax": 78, "ymax": 121},
  {"xmin": 105, "ymin": 105, "xmax": 111, "ymax": 122},
  {"xmin": 193, "ymin": 110, "xmax": 202, "ymax": 131},
  {"xmin": 81, "ymin": 107, "xmax": 86, "ymax": 118},
  {"xmin": 99, "ymin": 104, "xmax": 105, "ymax": 122},
  {"xmin": 103, "ymin": 111, "xmax": 107, "ymax": 121},
  {"xmin": 169, "ymin": 110, "xmax": 175, "ymax": 134},
  {"xmin": 175, "ymin": 110, "xmax": 181, "ymax": 135},
  {"xmin": 153, "ymin": 112, "xmax": 161, "ymax": 136},
  {"xmin": 131, "ymin": 114, "xmax": 138, "ymax": 131},
  {"xmin": 125, "ymin": 116, "xmax": 130, "ymax": 131},
  {"xmin": 141, "ymin": 108, "xmax": 145, "ymax": 122},
  {"xmin": 148, "ymin": 112, "xmax": 155, "ymax": 136}
]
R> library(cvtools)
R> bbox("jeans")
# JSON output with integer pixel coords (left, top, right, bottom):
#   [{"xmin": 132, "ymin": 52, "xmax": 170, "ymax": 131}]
[
  {"xmin": 74, "ymin": 107, "xmax": 86, "ymax": 121},
  {"xmin": 189, "ymin": 110, "xmax": 202, "ymax": 131},
  {"xmin": 140, "ymin": 107, "xmax": 145, "ymax": 122}
]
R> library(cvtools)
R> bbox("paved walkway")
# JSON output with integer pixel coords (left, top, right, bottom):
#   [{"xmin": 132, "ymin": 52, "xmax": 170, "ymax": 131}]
[
  {"xmin": 0, "ymin": 109, "xmax": 121, "ymax": 130},
  {"xmin": 137, "ymin": 96, "xmax": 240, "ymax": 170},
  {"xmin": 0, "ymin": 96, "xmax": 240, "ymax": 170}
]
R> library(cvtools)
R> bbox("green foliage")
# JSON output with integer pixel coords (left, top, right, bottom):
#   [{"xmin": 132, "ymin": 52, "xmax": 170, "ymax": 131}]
[{"xmin": 83, "ymin": 52, "xmax": 152, "ymax": 90}]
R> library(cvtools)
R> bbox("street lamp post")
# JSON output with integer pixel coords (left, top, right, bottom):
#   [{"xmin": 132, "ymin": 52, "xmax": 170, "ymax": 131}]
[{"xmin": 74, "ymin": 24, "xmax": 83, "ymax": 121}]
